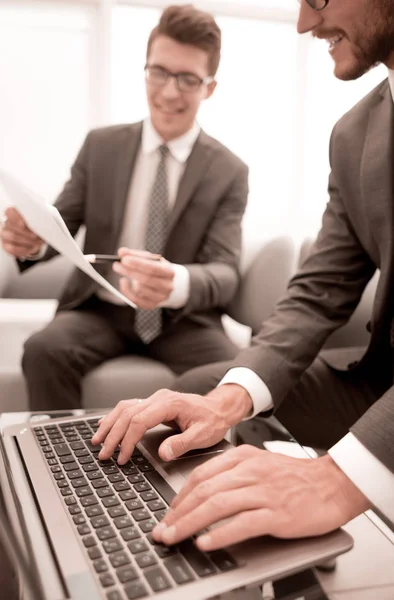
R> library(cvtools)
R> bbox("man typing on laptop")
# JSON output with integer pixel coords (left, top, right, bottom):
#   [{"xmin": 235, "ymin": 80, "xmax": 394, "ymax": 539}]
[{"xmin": 93, "ymin": 0, "xmax": 394, "ymax": 553}]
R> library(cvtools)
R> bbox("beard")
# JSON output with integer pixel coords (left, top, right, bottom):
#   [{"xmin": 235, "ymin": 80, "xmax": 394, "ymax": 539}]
[{"xmin": 343, "ymin": 0, "xmax": 394, "ymax": 80}]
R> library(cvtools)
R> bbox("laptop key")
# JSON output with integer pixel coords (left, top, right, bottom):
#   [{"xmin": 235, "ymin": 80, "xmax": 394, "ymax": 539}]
[
  {"xmin": 68, "ymin": 505, "xmax": 81, "ymax": 515},
  {"xmin": 116, "ymin": 565, "xmax": 138, "ymax": 584},
  {"xmin": 79, "ymin": 455, "xmax": 94, "ymax": 465},
  {"xmin": 82, "ymin": 463, "xmax": 97, "ymax": 472},
  {"xmin": 131, "ymin": 509, "xmax": 150, "ymax": 522},
  {"xmin": 144, "ymin": 566, "xmax": 172, "ymax": 592},
  {"xmin": 127, "ymin": 539, "xmax": 148, "ymax": 555},
  {"xmin": 135, "ymin": 552, "xmax": 157, "ymax": 569},
  {"xmin": 83, "ymin": 536, "xmax": 97, "ymax": 548},
  {"xmin": 64, "ymin": 496, "xmax": 77, "ymax": 506},
  {"xmin": 100, "ymin": 573, "xmax": 115, "ymax": 588},
  {"xmin": 108, "ymin": 506, "xmax": 126, "ymax": 518},
  {"xmin": 107, "ymin": 589, "xmax": 123, "ymax": 600},
  {"xmin": 178, "ymin": 540, "xmax": 216, "ymax": 577},
  {"xmin": 76, "ymin": 486, "xmax": 93, "ymax": 497},
  {"xmin": 91, "ymin": 515, "xmax": 110, "ymax": 529},
  {"xmin": 77, "ymin": 524, "xmax": 91, "ymax": 536},
  {"xmin": 64, "ymin": 462, "xmax": 79, "ymax": 472},
  {"xmin": 140, "ymin": 490, "xmax": 158, "ymax": 502},
  {"xmin": 120, "ymin": 527, "xmax": 140, "ymax": 542},
  {"xmin": 71, "ymin": 477, "xmax": 89, "ymax": 488},
  {"xmin": 164, "ymin": 555, "xmax": 194, "ymax": 584},
  {"xmin": 88, "ymin": 547, "xmax": 102, "ymax": 560},
  {"xmin": 81, "ymin": 496, "xmax": 98, "ymax": 507},
  {"xmin": 125, "ymin": 499, "xmax": 143, "ymax": 512},
  {"xmin": 97, "ymin": 526, "xmax": 116, "ymax": 541},
  {"xmin": 93, "ymin": 559, "xmax": 109, "ymax": 573},
  {"xmin": 119, "ymin": 490, "xmax": 137, "ymax": 501},
  {"xmin": 102, "ymin": 539, "xmax": 123, "ymax": 554},
  {"xmin": 147, "ymin": 499, "xmax": 165, "ymax": 512},
  {"xmin": 67, "ymin": 469, "xmax": 83, "ymax": 479},
  {"xmin": 73, "ymin": 514, "xmax": 86, "ymax": 525},
  {"xmin": 92, "ymin": 479, "xmax": 109, "ymax": 489},
  {"xmin": 102, "ymin": 496, "xmax": 120, "ymax": 508},
  {"xmin": 97, "ymin": 487, "xmax": 114, "ymax": 498},
  {"xmin": 139, "ymin": 519, "xmax": 155, "ymax": 533},
  {"xmin": 144, "ymin": 471, "xmax": 176, "ymax": 505},
  {"xmin": 124, "ymin": 581, "xmax": 148, "ymax": 599},
  {"xmin": 154, "ymin": 545, "xmax": 176, "ymax": 559},
  {"xmin": 85, "ymin": 505, "xmax": 104, "ymax": 517},
  {"xmin": 114, "ymin": 516, "xmax": 133, "ymax": 529},
  {"xmin": 60, "ymin": 455, "xmax": 76, "ymax": 464},
  {"xmin": 109, "ymin": 551, "xmax": 131, "ymax": 569},
  {"xmin": 209, "ymin": 550, "xmax": 238, "ymax": 571},
  {"xmin": 113, "ymin": 481, "xmax": 130, "ymax": 492},
  {"xmin": 61, "ymin": 488, "xmax": 73, "ymax": 496}
]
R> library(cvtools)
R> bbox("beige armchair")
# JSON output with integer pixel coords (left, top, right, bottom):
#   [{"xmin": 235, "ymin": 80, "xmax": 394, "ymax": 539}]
[{"xmin": 0, "ymin": 237, "xmax": 297, "ymax": 412}]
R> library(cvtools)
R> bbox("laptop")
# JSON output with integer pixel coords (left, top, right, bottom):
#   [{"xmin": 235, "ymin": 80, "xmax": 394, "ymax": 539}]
[{"xmin": 0, "ymin": 413, "xmax": 353, "ymax": 600}]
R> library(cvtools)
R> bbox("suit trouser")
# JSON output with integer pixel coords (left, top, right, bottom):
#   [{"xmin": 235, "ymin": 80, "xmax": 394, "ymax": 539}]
[
  {"xmin": 22, "ymin": 296, "xmax": 238, "ymax": 411},
  {"xmin": 174, "ymin": 348, "xmax": 392, "ymax": 450}
]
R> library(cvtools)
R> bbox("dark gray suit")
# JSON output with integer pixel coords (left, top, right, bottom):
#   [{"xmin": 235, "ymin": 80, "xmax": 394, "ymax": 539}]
[
  {"xmin": 21, "ymin": 122, "xmax": 249, "ymax": 410},
  {"xmin": 176, "ymin": 79, "xmax": 394, "ymax": 474}
]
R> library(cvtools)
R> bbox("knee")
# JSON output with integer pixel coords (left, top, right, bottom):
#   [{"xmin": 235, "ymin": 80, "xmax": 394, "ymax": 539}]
[
  {"xmin": 22, "ymin": 329, "xmax": 69, "ymax": 373},
  {"xmin": 173, "ymin": 360, "xmax": 231, "ymax": 395}
]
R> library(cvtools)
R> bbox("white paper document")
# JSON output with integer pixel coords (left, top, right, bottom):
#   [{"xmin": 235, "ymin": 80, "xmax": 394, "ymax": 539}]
[{"xmin": 0, "ymin": 169, "xmax": 137, "ymax": 308}]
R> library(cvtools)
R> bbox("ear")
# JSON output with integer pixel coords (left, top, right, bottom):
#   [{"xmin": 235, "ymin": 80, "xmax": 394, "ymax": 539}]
[{"xmin": 204, "ymin": 80, "xmax": 217, "ymax": 100}]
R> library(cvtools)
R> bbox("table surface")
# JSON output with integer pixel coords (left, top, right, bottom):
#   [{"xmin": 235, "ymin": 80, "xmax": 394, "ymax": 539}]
[{"xmin": 1, "ymin": 410, "xmax": 393, "ymax": 600}]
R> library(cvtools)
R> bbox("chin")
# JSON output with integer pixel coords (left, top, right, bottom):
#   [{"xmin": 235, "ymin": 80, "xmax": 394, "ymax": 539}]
[{"xmin": 333, "ymin": 57, "xmax": 370, "ymax": 81}]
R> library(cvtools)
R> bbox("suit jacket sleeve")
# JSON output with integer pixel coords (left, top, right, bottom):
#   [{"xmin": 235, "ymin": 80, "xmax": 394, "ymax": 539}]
[
  {"xmin": 18, "ymin": 132, "xmax": 91, "ymax": 273},
  {"xmin": 175, "ymin": 162, "xmax": 249, "ymax": 316},
  {"xmin": 229, "ymin": 125, "xmax": 376, "ymax": 405},
  {"xmin": 350, "ymin": 387, "xmax": 394, "ymax": 473}
]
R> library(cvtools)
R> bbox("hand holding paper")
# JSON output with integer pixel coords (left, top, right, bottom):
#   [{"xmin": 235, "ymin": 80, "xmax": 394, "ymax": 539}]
[{"xmin": 0, "ymin": 169, "xmax": 137, "ymax": 308}]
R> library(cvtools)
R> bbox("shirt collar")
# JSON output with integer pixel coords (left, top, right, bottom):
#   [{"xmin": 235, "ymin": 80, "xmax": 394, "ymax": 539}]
[
  {"xmin": 388, "ymin": 69, "xmax": 394, "ymax": 103},
  {"xmin": 142, "ymin": 118, "xmax": 200, "ymax": 163}
]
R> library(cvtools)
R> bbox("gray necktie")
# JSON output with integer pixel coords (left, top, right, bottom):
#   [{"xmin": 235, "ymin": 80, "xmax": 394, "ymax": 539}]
[{"xmin": 134, "ymin": 144, "xmax": 169, "ymax": 343}]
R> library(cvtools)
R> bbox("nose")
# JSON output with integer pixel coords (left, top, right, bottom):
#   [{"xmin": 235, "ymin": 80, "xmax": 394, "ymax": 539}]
[
  {"xmin": 297, "ymin": 0, "xmax": 324, "ymax": 34},
  {"xmin": 160, "ymin": 75, "xmax": 181, "ymax": 99}
]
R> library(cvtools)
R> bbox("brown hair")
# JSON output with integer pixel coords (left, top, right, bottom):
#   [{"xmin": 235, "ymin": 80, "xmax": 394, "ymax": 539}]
[{"xmin": 147, "ymin": 4, "xmax": 221, "ymax": 76}]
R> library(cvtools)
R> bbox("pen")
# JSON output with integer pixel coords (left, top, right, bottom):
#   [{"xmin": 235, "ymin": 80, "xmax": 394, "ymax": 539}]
[{"xmin": 84, "ymin": 253, "xmax": 162, "ymax": 264}]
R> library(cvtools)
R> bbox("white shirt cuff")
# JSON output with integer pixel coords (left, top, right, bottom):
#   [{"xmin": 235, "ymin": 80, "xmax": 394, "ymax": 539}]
[
  {"xmin": 159, "ymin": 263, "xmax": 190, "ymax": 309},
  {"xmin": 218, "ymin": 367, "xmax": 274, "ymax": 419},
  {"xmin": 329, "ymin": 432, "xmax": 394, "ymax": 523},
  {"xmin": 25, "ymin": 244, "xmax": 47, "ymax": 261}
]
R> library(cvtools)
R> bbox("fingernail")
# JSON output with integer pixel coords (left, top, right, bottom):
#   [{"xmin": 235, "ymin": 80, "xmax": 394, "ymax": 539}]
[
  {"xmin": 196, "ymin": 534, "xmax": 212, "ymax": 551},
  {"xmin": 161, "ymin": 526, "xmax": 176, "ymax": 544},
  {"xmin": 163, "ymin": 445, "xmax": 174, "ymax": 461},
  {"xmin": 152, "ymin": 523, "xmax": 166, "ymax": 540},
  {"xmin": 117, "ymin": 453, "xmax": 126, "ymax": 465}
]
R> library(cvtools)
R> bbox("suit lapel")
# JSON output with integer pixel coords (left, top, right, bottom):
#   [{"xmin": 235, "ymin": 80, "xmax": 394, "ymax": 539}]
[
  {"xmin": 361, "ymin": 82, "xmax": 394, "ymax": 243},
  {"xmin": 111, "ymin": 122, "xmax": 142, "ymax": 248},
  {"xmin": 361, "ymin": 81, "xmax": 394, "ymax": 321},
  {"xmin": 167, "ymin": 131, "xmax": 214, "ymax": 236}
]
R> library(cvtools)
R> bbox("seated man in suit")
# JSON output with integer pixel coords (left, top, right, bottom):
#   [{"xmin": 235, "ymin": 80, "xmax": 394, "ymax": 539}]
[
  {"xmin": 0, "ymin": 4, "xmax": 248, "ymax": 411},
  {"xmin": 93, "ymin": 0, "xmax": 394, "ymax": 550}
]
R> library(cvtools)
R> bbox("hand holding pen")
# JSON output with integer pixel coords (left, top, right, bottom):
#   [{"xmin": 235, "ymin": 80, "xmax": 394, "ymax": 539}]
[{"xmin": 87, "ymin": 247, "xmax": 174, "ymax": 309}]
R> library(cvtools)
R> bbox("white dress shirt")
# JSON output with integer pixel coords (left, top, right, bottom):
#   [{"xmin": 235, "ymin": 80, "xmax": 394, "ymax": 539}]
[
  {"xmin": 97, "ymin": 118, "xmax": 199, "ymax": 307},
  {"xmin": 219, "ymin": 69, "xmax": 394, "ymax": 521}
]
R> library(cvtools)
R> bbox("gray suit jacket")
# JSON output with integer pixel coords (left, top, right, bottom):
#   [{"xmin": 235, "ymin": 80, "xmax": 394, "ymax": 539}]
[
  {"xmin": 21, "ymin": 122, "xmax": 248, "ymax": 331},
  {"xmin": 233, "ymin": 79, "xmax": 394, "ymax": 472}
]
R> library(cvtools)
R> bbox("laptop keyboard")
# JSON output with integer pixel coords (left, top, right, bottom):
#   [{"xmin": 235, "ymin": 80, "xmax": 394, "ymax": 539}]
[{"xmin": 33, "ymin": 418, "xmax": 238, "ymax": 599}]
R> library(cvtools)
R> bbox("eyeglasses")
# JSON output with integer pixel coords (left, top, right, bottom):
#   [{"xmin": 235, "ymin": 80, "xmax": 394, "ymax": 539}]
[
  {"xmin": 144, "ymin": 65, "xmax": 214, "ymax": 93},
  {"xmin": 298, "ymin": 0, "xmax": 329, "ymax": 10}
]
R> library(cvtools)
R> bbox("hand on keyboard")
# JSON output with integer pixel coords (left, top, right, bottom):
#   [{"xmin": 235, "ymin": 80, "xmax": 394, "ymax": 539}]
[
  {"xmin": 92, "ymin": 385, "xmax": 252, "ymax": 464},
  {"xmin": 151, "ymin": 445, "xmax": 371, "ymax": 551}
]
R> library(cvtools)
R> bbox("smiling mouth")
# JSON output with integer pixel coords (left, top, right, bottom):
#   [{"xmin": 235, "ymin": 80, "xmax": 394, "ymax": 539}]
[{"xmin": 326, "ymin": 34, "xmax": 344, "ymax": 52}]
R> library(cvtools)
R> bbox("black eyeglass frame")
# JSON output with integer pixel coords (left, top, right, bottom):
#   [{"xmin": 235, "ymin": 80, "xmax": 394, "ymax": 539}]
[
  {"xmin": 144, "ymin": 64, "xmax": 214, "ymax": 93},
  {"xmin": 300, "ymin": 0, "xmax": 329, "ymax": 11}
]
